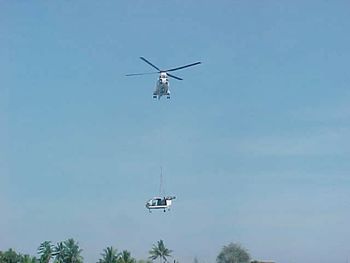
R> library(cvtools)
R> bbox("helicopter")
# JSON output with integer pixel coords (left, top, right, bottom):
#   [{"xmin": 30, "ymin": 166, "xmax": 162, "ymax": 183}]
[
  {"xmin": 126, "ymin": 57, "xmax": 201, "ymax": 99},
  {"xmin": 145, "ymin": 196, "xmax": 176, "ymax": 212},
  {"xmin": 146, "ymin": 168, "xmax": 176, "ymax": 212}
]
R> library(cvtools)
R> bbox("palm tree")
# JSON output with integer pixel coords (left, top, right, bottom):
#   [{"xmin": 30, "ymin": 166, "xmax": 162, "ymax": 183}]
[
  {"xmin": 98, "ymin": 247, "xmax": 119, "ymax": 263},
  {"xmin": 118, "ymin": 250, "xmax": 135, "ymax": 263},
  {"xmin": 52, "ymin": 242, "xmax": 65, "ymax": 263},
  {"xmin": 21, "ymin": 254, "xmax": 37, "ymax": 263},
  {"xmin": 63, "ymin": 239, "xmax": 83, "ymax": 263},
  {"xmin": 148, "ymin": 240, "xmax": 172, "ymax": 263},
  {"xmin": 38, "ymin": 241, "xmax": 53, "ymax": 263},
  {"xmin": 1, "ymin": 248, "xmax": 22, "ymax": 263}
]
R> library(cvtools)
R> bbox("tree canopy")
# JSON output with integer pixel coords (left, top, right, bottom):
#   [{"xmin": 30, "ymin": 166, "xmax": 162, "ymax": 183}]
[
  {"xmin": 0, "ymin": 249, "xmax": 37, "ymax": 263},
  {"xmin": 1, "ymin": 239, "xmax": 255, "ymax": 263},
  {"xmin": 38, "ymin": 241, "xmax": 53, "ymax": 263},
  {"xmin": 148, "ymin": 240, "xmax": 172, "ymax": 263},
  {"xmin": 118, "ymin": 250, "xmax": 136, "ymax": 263},
  {"xmin": 216, "ymin": 243, "xmax": 250, "ymax": 263},
  {"xmin": 62, "ymin": 239, "xmax": 83, "ymax": 263},
  {"xmin": 97, "ymin": 247, "xmax": 119, "ymax": 263}
]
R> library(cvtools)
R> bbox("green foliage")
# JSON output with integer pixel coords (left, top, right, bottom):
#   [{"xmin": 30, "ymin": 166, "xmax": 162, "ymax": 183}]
[
  {"xmin": 0, "ymin": 249, "xmax": 22, "ymax": 263},
  {"xmin": 148, "ymin": 240, "xmax": 172, "ymax": 263},
  {"xmin": 0, "ymin": 249, "xmax": 37, "ymax": 263},
  {"xmin": 1, "ymin": 238, "xmax": 253, "ymax": 263},
  {"xmin": 118, "ymin": 251, "xmax": 135, "ymax": 263},
  {"xmin": 97, "ymin": 247, "xmax": 119, "ymax": 263},
  {"xmin": 216, "ymin": 243, "xmax": 250, "ymax": 263},
  {"xmin": 20, "ymin": 255, "xmax": 37, "ymax": 263},
  {"xmin": 62, "ymin": 239, "xmax": 83, "ymax": 263},
  {"xmin": 38, "ymin": 241, "xmax": 53, "ymax": 263},
  {"xmin": 1, "ymin": 239, "xmax": 80, "ymax": 263},
  {"xmin": 52, "ymin": 242, "xmax": 65, "ymax": 263},
  {"xmin": 52, "ymin": 239, "xmax": 83, "ymax": 263}
]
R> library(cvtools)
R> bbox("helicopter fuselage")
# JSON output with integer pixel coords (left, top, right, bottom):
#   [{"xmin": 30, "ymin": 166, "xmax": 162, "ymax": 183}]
[
  {"xmin": 146, "ymin": 196, "xmax": 176, "ymax": 212},
  {"xmin": 153, "ymin": 72, "xmax": 170, "ymax": 99}
]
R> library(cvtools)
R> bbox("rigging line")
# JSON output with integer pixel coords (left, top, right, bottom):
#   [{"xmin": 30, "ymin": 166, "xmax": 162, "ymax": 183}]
[
  {"xmin": 157, "ymin": 101, "xmax": 166, "ymax": 176},
  {"xmin": 159, "ymin": 166, "xmax": 163, "ymax": 196}
]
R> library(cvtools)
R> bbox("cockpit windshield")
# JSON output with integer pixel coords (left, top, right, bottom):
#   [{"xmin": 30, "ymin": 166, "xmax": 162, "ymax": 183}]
[{"xmin": 157, "ymin": 198, "xmax": 167, "ymax": 206}]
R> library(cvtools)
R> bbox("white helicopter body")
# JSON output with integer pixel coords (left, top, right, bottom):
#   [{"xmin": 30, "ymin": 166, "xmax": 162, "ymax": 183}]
[
  {"xmin": 153, "ymin": 72, "xmax": 170, "ymax": 99},
  {"xmin": 146, "ymin": 196, "xmax": 176, "ymax": 212}
]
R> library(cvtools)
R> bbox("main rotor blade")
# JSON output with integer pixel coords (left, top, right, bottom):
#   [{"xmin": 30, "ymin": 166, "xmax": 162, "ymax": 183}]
[
  {"xmin": 167, "ymin": 73, "xmax": 183, "ymax": 81},
  {"xmin": 125, "ymin": 72, "xmax": 159, "ymax": 76},
  {"xmin": 140, "ymin": 57, "xmax": 161, "ymax": 71},
  {"xmin": 166, "ymin": 61, "xmax": 202, "ymax": 72}
]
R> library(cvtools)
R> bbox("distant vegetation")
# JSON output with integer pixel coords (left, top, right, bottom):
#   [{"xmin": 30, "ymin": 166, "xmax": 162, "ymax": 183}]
[
  {"xmin": 216, "ymin": 243, "xmax": 250, "ymax": 263},
  {"xmin": 0, "ymin": 240, "xmax": 252, "ymax": 263},
  {"xmin": 148, "ymin": 240, "xmax": 172, "ymax": 263}
]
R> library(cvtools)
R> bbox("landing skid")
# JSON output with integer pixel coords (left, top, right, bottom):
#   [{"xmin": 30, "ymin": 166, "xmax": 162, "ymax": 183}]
[
  {"xmin": 148, "ymin": 208, "xmax": 171, "ymax": 213},
  {"xmin": 152, "ymin": 91, "xmax": 171, "ymax": 99}
]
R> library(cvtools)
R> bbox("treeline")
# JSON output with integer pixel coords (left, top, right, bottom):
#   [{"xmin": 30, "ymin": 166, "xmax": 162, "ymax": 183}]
[
  {"xmin": 1, "ymin": 240, "xmax": 253, "ymax": 263},
  {"xmin": 0, "ymin": 239, "xmax": 169, "ymax": 263}
]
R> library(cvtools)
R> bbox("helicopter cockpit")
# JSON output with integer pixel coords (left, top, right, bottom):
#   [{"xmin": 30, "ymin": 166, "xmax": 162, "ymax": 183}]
[
  {"xmin": 159, "ymin": 73, "xmax": 168, "ymax": 84},
  {"xmin": 146, "ymin": 197, "xmax": 166, "ymax": 207}
]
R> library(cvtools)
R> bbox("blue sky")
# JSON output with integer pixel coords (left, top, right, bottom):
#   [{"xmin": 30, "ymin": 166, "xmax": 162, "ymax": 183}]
[{"xmin": 1, "ymin": 1, "xmax": 350, "ymax": 263}]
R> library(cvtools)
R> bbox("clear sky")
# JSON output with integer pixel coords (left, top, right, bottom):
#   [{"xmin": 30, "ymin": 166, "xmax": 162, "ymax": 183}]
[{"xmin": 1, "ymin": 1, "xmax": 350, "ymax": 263}]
